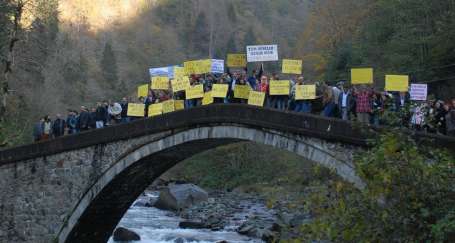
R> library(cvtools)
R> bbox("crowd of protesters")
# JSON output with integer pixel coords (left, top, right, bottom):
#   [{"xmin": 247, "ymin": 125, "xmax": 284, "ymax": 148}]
[{"xmin": 32, "ymin": 66, "xmax": 455, "ymax": 142}]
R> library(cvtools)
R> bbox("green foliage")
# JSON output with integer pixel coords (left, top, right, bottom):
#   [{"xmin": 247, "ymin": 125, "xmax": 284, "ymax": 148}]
[
  {"xmin": 301, "ymin": 131, "xmax": 455, "ymax": 242},
  {"xmin": 100, "ymin": 41, "xmax": 119, "ymax": 86},
  {"xmin": 170, "ymin": 142, "xmax": 333, "ymax": 191}
]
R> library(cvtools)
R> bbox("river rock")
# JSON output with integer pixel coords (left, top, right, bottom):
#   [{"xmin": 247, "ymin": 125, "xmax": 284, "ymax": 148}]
[
  {"xmin": 178, "ymin": 221, "xmax": 207, "ymax": 229},
  {"xmin": 154, "ymin": 183, "xmax": 208, "ymax": 211},
  {"xmin": 113, "ymin": 227, "xmax": 140, "ymax": 241}
]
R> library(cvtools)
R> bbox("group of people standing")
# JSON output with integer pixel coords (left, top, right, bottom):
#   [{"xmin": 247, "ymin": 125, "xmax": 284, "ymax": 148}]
[
  {"xmin": 33, "ymin": 99, "xmax": 129, "ymax": 142},
  {"xmin": 32, "ymin": 67, "xmax": 455, "ymax": 142}
]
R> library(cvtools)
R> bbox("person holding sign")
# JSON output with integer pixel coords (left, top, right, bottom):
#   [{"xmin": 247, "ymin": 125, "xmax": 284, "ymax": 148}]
[
  {"xmin": 212, "ymin": 78, "xmax": 229, "ymax": 103},
  {"xmin": 292, "ymin": 76, "xmax": 313, "ymax": 113},
  {"xmin": 256, "ymin": 75, "xmax": 270, "ymax": 106},
  {"xmin": 269, "ymin": 75, "xmax": 290, "ymax": 110}
]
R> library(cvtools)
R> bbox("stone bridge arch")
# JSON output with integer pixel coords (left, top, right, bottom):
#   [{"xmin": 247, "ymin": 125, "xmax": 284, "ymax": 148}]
[{"xmin": 1, "ymin": 104, "xmax": 453, "ymax": 243}]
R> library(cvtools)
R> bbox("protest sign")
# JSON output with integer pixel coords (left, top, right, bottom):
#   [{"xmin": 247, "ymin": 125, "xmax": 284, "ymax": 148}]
[
  {"xmin": 248, "ymin": 91, "xmax": 266, "ymax": 107},
  {"xmin": 171, "ymin": 76, "xmax": 190, "ymax": 93},
  {"xmin": 227, "ymin": 54, "xmax": 247, "ymax": 67},
  {"xmin": 211, "ymin": 59, "xmax": 225, "ymax": 73},
  {"xmin": 162, "ymin": 100, "xmax": 175, "ymax": 113},
  {"xmin": 202, "ymin": 92, "xmax": 214, "ymax": 105},
  {"xmin": 151, "ymin": 76, "xmax": 169, "ymax": 90},
  {"xmin": 174, "ymin": 100, "xmax": 185, "ymax": 110},
  {"xmin": 282, "ymin": 59, "xmax": 302, "ymax": 74},
  {"xmin": 410, "ymin": 84, "xmax": 428, "ymax": 101},
  {"xmin": 186, "ymin": 84, "xmax": 204, "ymax": 99},
  {"xmin": 246, "ymin": 45, "xmax": 279, "ymax": 62},
  {"xmin": 269, "ymin": 80, "xmax": 290, "ymax": 95},
  {"xmin": 184, "ymin": 61, "xmax": 196, "ymax": 75},
  {"xmin": 295, "ymin": 85, "xmax": 316, "ymax": 100},
  {"xmin": 351, "ymin": 68, "xmax": 374, "ymax": 84},
  {"xmin": 137, "ymin": 84, "xmax": 149, "ymax": 98},
  {"xmin": 127, "ymin": 103, "xmax": 145, "ymax": 117},
  {"xmin": 173, "ymin": 66, "xmax": 185, "ymax": 80},
  {"xmin": 211, "ymin": 84, "xmax": 229, "ymax": 98},
  {"xmin": 148, "ymin": 103, "xmax": 163, "ymax": 117},
  {"xmin": 234, "ymin": 85, "xmax": 250, "ymax": 99},
  {"xmin": 149, "ymin": 67, "xmax": 170, "ymax": 77},
  {"xmin": 385, "ymin": 75, "xmax": 409, "ymax": 92}
]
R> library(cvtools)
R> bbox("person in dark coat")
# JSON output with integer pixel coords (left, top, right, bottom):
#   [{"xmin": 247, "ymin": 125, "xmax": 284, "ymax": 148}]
[
  {"xmin": 89, "ymin": 108, "xmax": 97, "ymax": 129},
  {"xmin": 52, "ymin": 114, "xmax": 66, "ymax": 138},
  {"xmin": 78, "ymin": 106, "xmax": 90, "ymax": 131},
  {"xmin": 120, "ymin": 97, "xmax": 129, "ymax": 123},
  {"xmin": 66, "ymin": 110, "xmax": 78, "ymax": 134},
  {"xmin": 95, "ymin": 102, "xmax": 106, "ymax": 128},
  {"xmin": 33, "ymin": 117, "xmax": 44, "ymax": 142}
]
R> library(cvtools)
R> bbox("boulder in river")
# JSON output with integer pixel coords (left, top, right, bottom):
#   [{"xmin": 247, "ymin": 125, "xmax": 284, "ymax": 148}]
[
  {"xmin": 178, "ymin": 221, "xmax": 207, "ymax": 229},
  {"xmin": 113, "ymin": 227, "xmax": 140, "ymax": 241},
  {"xmin": 154, "ymin": 183, "xmax": 208, "ymax": 211}
]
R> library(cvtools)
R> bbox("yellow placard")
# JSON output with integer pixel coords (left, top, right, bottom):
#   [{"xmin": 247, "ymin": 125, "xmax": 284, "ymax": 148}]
[
  {"xmin": 227, "ymin": 54, "xmax": 247, "ymax": 67},
  {"xmin": 295, "ymin": 85, "xmax": 316, "ymax": 100},
  {"xmin": 248, "ymin": 91, "xmax": 266, "ymax": 107},
  {"xmin": 127, "ymin": 103, "xmax": 145, "ymax": 117},
  {"xmin": 174, "ymin": 67, "xmax": 185, "ymax": 80},
  {"xmin": 184, "ymin": 61, "xmax": 196, "ymax": 75},
  {"xmin": 184, "ymin": 60, "xmax": 212, "ymax": 75},
  {"xmin": 282, "ymin": 59, "xmax": 302, "ymax": 74},
  {"xmin": 151, "ymin": 76, "xmax": 170, "ymax": 90},
  {"xmin": 234, "ymin": 85, "xmax": 251, "ymax": 99},
  {"xmin": 171, "ymin": 76, "xmax": 190, "ymax": 93},
  {"xmin": 385, "ymin": 75, "xmax": 409, "ymax": 92},
  {"xmin": 212, "ymin": 84, "xmax": 229, "ymax": 98},
  {"xmin": 202, "ymin": 92, "xmax": 214, "ymax": 105},
  {"xmin": 137, "ymin": 84, "xmax": 149, "ymax": 98},
  {"xmin": 269, "ymin": 80, "xmax": 290, "ymax": 95},
  {"xmin": 351, "ymin": 68, "xmax": 373, "ymax": 84},
  {"xmin": 174, "ymin": 100, "xmax": 185, "ymax": 110},
  {"xmin": 186, "ymin": 84, "xmax": 204, "ymax": 99},
  {"xmin": 162, "ymin": 100, "xmax": 175, "ymax": 113},
  {"xmin": 148, "ymin": 103, "xmax": 163, "ymax": 117}
]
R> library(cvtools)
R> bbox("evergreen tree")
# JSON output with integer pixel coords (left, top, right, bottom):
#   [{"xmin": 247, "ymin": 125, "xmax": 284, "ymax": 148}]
[
  {"xmin": 100, "ymin": 41, "xmax": 119, "ymax": 87},
  {"xmin": 191, "ymin": 12, "xmax": 210, "ymax": 56}
]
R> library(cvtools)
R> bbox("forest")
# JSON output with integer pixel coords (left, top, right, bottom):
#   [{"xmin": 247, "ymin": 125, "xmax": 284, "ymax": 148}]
[{"xmin": 1, "ymin": 0, "xmax": 455, "ymax": 146}]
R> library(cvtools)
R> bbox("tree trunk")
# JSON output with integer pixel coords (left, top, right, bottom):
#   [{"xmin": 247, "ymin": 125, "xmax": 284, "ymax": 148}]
[{"xmin": 1, "ymin": 1, "xmax": 24, "ymax": 118}]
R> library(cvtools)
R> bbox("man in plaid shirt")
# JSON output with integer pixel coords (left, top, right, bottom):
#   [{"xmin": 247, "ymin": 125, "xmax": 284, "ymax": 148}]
[{"xmin": 353, "ymin": 85, "xmax": 374, "ymax": 124}]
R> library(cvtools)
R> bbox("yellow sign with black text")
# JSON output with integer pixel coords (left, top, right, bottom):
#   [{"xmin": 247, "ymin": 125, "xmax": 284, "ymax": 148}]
[
  {"xmin": 227, "ymin": 54, "xmax": 247, "ymax": 67},
  {"xmin": 269, "ymin": 80, "xmax": 290, "ymax": 95},
  {"xmin": 127, "ymin": 103, "xmax": 145, "ymax": 117},
  {"xmin": 212, "ymin": 84, "xmax": 229, "ymax": 98},
  {"xmin": 351, "ymin": 68, "xmax": 374, "ymax": 84},
  {"xmin": 171, "ymin": 76, "xmax": 190, "ymax": 93},
  {"xmin": 148, "ymin": 103, "xmax": 163, "ymax": 117},
  {"xmin": 151, "ymin": 76, "xmax": 169, "ymax": 90},
  {"xmin": 295, "ymin": 85, "xmax": 316, "ymax": 100},
  {"xmin": 282, "ymin": 59, "xmax": 302, "ymax": 74},
  {"xmin": 186, "ymin": 84, "xmax": 204, "ymax": 99},
  {"xmin": 248, "ymin": 91, "xmax": 265, "ymax": 107},
  {"xmin": 385, "ymin": 75, "xmax": 409, "ymax": 92},
  {"xmin": 234, "ymin": 85, "xmax": 250, "ymax": 99},
  {"xmin": 137, "ymin": 84, "xmax": 149, "ymax": 98}
]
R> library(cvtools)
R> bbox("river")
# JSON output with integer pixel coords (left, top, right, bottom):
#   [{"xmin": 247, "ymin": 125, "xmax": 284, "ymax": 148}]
[{"xmin": 107, "ymin": 192, "xmax": 266, "ymax": 243}]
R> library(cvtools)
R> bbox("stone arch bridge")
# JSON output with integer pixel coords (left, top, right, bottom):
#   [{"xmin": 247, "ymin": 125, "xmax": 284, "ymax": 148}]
[{"xmin": 0, "ymin": 104, "xmax": 453, "ymax": 243}]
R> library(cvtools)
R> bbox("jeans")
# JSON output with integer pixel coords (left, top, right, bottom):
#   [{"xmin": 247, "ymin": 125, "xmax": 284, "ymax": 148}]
[
  {"xmin": 294, "ymin": 101, "xmax": 312, "ymax": 113},
  {"xmin": 121, "ymin": 117, "xmax": 130, "ymax": 124},
  {"xmin": 185, "ymin": 100, "xmax": 194, "ymax": 109},
  {"xmin": 341, "ymin": 107, "xmax": 349, "ymax": 120},
  {"xmin": 322, "ymin": 102, "xmax": 336, "ymax": 117},
  {"xmin": 96, "ymin": 121, "xmax": 104, "ymax": 129}
]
